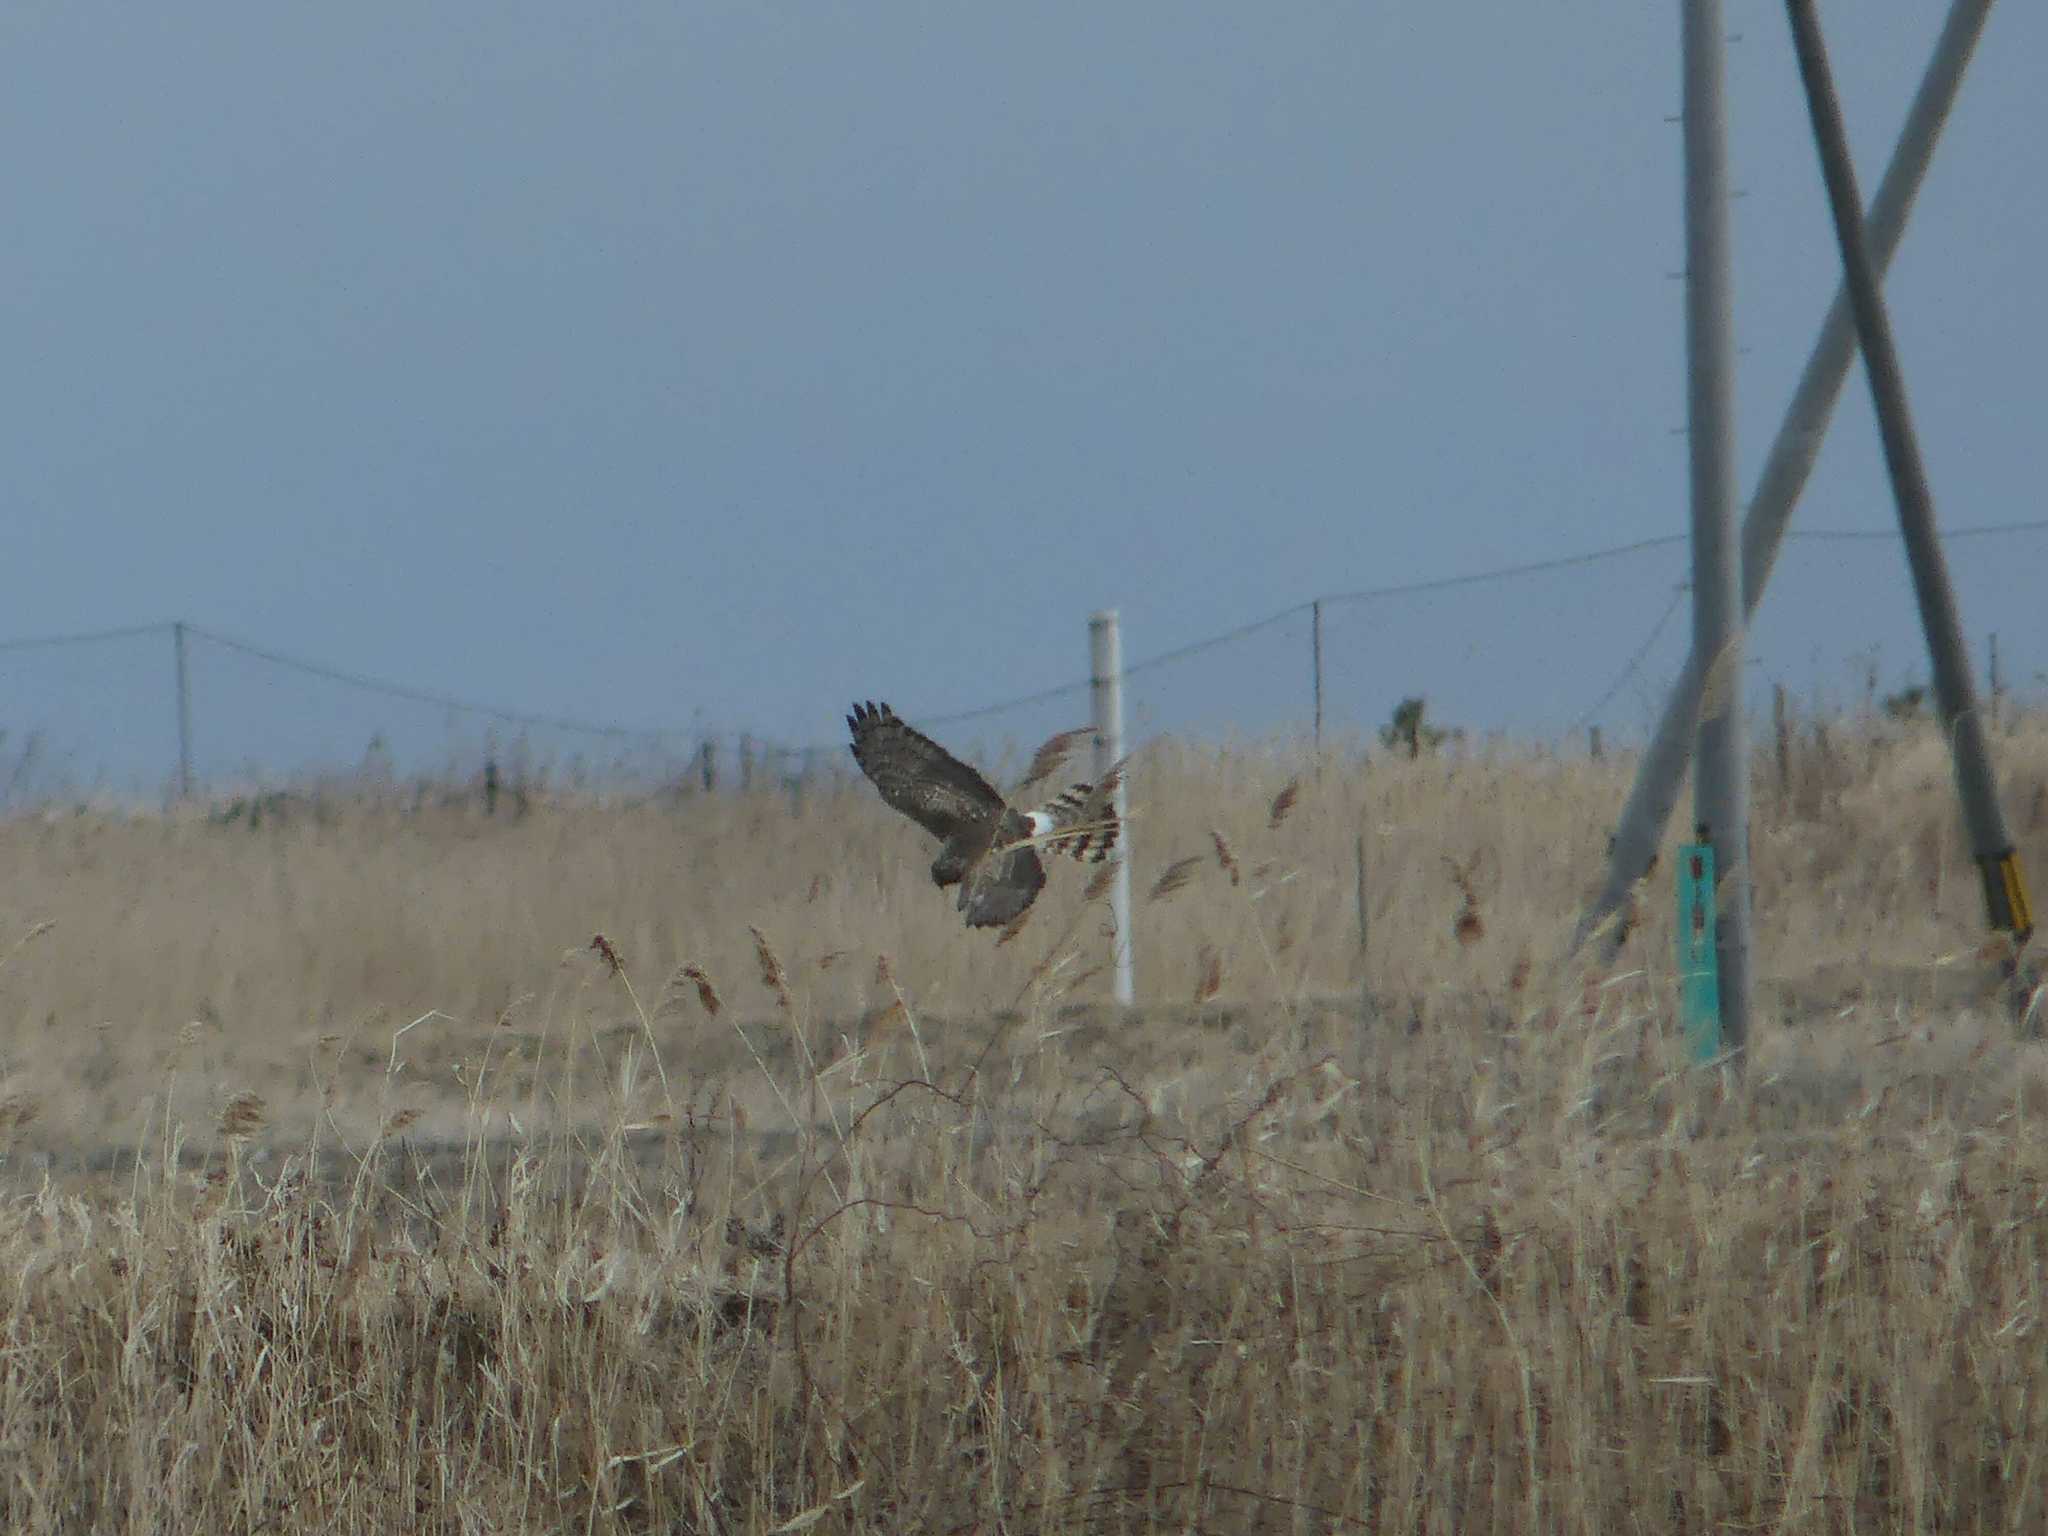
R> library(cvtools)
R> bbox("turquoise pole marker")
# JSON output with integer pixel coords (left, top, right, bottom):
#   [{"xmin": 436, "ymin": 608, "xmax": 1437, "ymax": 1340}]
[{"xmin": 1676, "ymin": 841, "xmax": 1722, "ymax": 1061}]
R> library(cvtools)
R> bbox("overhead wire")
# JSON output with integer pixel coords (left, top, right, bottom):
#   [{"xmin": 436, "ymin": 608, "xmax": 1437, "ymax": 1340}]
[
  {"xmin": 1319, "ymin": 533, "xmax": 1687, "ymax": 607},
  {"xmin": 902, "ymin": 517, "xmax": 2048, "ymax": 738},
  {"xmin": 1571, "ymin": 583, "xmax": 1690, "ymax": 731},
  {"xmin": 0, "ymin": 620, "xmax": 174, "ymax": 654},
  {"xmin": 185, "ymin": 625, "xmax": 685, "ymax": 743},
  {"xmin": 1782, "ymin": 516, "xmax": 2048, "ymax": 543},
  {"xmin": 1, "ymin": 516, "xmax": 2043, "ymax": 751}
]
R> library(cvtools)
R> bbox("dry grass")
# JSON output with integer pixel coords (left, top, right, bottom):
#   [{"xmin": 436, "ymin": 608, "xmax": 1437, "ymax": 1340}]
[{"xmin": 0, "ymin": 714, "xmax": 2045, "ymax": 1530}]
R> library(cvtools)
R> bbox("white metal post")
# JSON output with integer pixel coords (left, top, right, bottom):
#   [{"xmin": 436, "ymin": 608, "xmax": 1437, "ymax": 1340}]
[{"xmin": 1089, "ymin": 610, "xmax": 1135, "ymax": 1007}]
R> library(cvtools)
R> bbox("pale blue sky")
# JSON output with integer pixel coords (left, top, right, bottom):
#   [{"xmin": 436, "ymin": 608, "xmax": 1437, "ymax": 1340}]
[{"xmin": 3, "ymin": 3, "xmax": 2043, "ymax": 792}]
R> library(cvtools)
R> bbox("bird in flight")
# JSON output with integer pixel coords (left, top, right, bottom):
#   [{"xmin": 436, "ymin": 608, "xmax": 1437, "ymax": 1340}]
[{"xmin": 846, "ymin": 701, "xmax": 1121, "ymax": 929}]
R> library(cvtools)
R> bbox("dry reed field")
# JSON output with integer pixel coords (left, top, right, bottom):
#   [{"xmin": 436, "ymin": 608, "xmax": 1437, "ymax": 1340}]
[{"xmin": 1, "ymin": 715, "xmax": 2046, "ymax": 1532}]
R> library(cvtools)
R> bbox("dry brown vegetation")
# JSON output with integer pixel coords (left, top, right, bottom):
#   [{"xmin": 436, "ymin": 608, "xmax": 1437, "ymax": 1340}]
[{"xmin": 0, "ymin": 714, "xmax": 2046, "ymax": 1531}]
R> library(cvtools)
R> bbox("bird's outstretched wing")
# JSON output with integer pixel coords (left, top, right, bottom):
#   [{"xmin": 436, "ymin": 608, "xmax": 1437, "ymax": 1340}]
[{"xmin": 847, "ymin": 701, "xmax": 1007, "ymax": 843}]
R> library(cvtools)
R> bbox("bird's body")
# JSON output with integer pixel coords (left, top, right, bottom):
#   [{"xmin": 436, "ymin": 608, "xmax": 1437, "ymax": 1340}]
[{"xmin": 846, "ymin": 701, "xmax": 1119, "ymax": 928}]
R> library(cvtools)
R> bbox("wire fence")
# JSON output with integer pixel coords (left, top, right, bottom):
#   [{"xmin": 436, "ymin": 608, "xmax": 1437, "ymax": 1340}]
[{"xmin": 2, "ymin": 518, "xmax": 2044, "ymax": 807}]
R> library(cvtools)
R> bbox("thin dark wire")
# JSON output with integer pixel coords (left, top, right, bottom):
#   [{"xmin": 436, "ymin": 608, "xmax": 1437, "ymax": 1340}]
[
  {"xmin": 1320, "ymin": 535, "xmax": 1686, "ymax": 607},
  {"xmin": 915, "ymin": 537, "xmax": 1686, "ymax": 730},
  {"xmin": 1572, "ymin": 583, "xmax": 1689, "ymax": 731},
  {"xmin": 1123, "ymin": 603, "xmax": 1316, "ymax": 682},
  {"xmin": 185, "ymin": 625, "xmax": 685, "ymax": 743},
  {"xmin": 0, "ymin": 621, "xmax": 172, "ymax": 654},
  {"xmin": 1787, "ymin": 516, "xmax": 2048, "ymax": 543},
  {"xmin": 913, "ymin": 676, "xmax": 1095, "ymax": 730},
  {"xmin": 913, "ymin": 516, "xmax": 2048, "ymax": 734},
  {"xmin": 3, "ymin": 516, "xmax": 2042, "ymax": 748},
  {"xmin": 913, "ymin": 604, "xmax": 1316, "ymax": 733}
]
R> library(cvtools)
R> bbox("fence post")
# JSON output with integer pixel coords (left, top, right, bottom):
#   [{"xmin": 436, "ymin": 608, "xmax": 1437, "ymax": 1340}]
[
  {"xmin": 1353, "ymin": 825, "xmax": 1370, "ymax": 1006},
  {"xmin": 1773, "ymin": 684, "xmax": 1791, "ymax": 796},
  {"xmin": 173, "ymin": 621, "xmax": 193, "ymax": 800},
  {"xmin": 1989, "ymin": 631, "xmax": 2001, "ymax": 727},
  {"xmin": 1090, "ymin": 611, "xmax": 1135, "ymax": 1008},
  {"xmin": 1311, "ymin": 600, "xmax": 1324, "ymax": 753}
]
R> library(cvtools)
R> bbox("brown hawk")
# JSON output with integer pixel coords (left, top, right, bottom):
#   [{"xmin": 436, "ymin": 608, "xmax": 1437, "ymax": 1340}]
[{"xmin": 846, "ymin": 701, "xmax": 1120, "ymax": 929}]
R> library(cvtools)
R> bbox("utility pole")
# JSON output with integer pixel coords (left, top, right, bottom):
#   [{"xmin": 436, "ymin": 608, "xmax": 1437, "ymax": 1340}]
[
  {"xmin": 173, "ymin": 621, "xmax": 193, "ymax": 800},
  {"xmin": 1571, "ymin": 0, "xmax": 1994, "ymax": 962},
  {"xmin": 1784, "ymin": 0, "xmax": 2033, "ymax": 951},
  {"xmin": 1090, "ymin": 610, "xmax": 1135, "ymax": 1007},
  {"xmin": 1682, "ymin": 0, "xmax": 1752, "ymax": 1061}
]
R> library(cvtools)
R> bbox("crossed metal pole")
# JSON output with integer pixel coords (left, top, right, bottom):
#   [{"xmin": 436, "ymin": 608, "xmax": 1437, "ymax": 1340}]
[{"xmin": 1573, "ymin": 0, "xmax": 2034, "ymax": 1034}]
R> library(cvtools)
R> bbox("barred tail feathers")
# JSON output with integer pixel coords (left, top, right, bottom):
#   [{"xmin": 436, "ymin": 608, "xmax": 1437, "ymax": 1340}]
[{"xmin": 1027, "ymin": 781, "xmax": 1120, "ymax": 863}]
